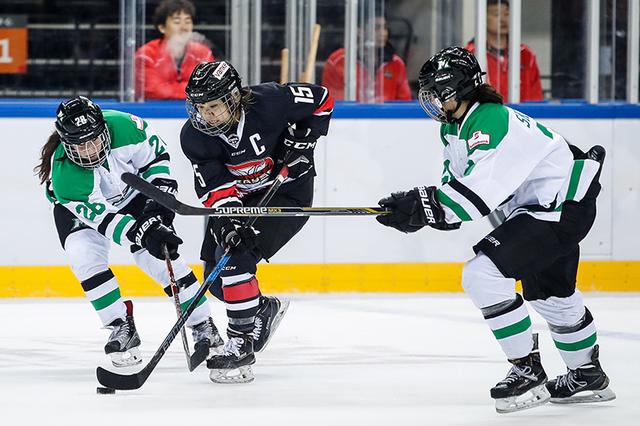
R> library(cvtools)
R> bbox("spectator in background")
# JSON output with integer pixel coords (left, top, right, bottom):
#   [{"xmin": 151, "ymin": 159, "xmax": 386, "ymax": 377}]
[
  {"xmin": 322, "ymin": 16, "xmax": 411, "ymax": 102},
  {"xmin": 466, "ymin": 0, "xmax": 543, "ymax": 102},
  {"xmin": 136, "ymin": 0, "xmax": 214, "ymax": 100}
]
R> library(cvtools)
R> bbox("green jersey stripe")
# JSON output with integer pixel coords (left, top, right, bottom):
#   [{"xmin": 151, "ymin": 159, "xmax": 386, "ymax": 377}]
[
  {"xmin": 91, "ymin": 287, "xmax": 122, "ymax": 311},
  {"xmin": 554, "ymin": 332, "xmax": 597, "ymax": 352},
  {"xmin": 180, "ymin": 295, "xmax": 207, "ymax": 312},
  {"xmin": 492, "ymin": 316, "xmax": 532, "ymax": 340},
  {"xmin": 141, "ymin": 165, "xmax": 170, "ymax": 180},
  {"xmin": 437, "ymin": 189, "xmax": 472, "ymax": 221},
  {"xmin": 113, "ymin": 215, "xmax": 135, "ymax": 245},
  {"xmin": 566, "ymin": 160, "xmax": 585, "ymax": 201}
]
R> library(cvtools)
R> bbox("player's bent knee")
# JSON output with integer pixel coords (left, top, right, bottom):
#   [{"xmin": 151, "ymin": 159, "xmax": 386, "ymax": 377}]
[{"xmin": 462, "ymin": 253, "xmax": 516, "ymax": 309}]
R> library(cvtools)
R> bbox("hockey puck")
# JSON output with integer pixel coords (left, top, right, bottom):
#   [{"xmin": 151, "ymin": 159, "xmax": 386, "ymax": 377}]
[{"xmin": 96, "ymin": 386, "xmax": 116, "ymax": 395}]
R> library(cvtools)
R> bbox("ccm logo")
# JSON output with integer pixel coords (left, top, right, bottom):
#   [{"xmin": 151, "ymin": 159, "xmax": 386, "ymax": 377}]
[
  {"xmin": 417, "ymin": 186, "xmax": 436, "ymax": 224},
  {"xmin": 284, "ymin": 139, "xmax": 316, "ymax": 150}
]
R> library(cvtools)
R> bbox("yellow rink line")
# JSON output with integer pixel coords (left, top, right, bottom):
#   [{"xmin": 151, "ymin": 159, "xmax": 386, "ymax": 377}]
[{"xmin": 0, "ymin": 261, "xmax": 638, "ymax": 297}]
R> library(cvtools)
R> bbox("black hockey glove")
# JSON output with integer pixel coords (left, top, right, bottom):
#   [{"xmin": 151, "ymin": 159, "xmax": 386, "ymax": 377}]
[
  {"xmin": 127, "ymin": 215, "xmax": 183, "ymax": 260},
  {"xmin": 281, "ymin": 125, "xmax": 316, "ymax": 179},
  {"xmin": 376, "ymin": 186, "xmax": 461, "ymax": 233},
  {"xmin": 212, "ymin": 217, "xmax": 260, "ymax": 253},
  {"xmin": 141, "ymin": 178, "xmax": 178, "ymax": 226}
]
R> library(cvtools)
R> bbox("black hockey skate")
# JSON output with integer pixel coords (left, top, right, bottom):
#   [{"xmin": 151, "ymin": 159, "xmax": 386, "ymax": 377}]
[
  {"xmin": 207, "ymin": 332, "xmax": 255, "ymax": 384},
  {"xmin": 104, "ymin": 300, "xmax": 142, "ymax": 367},
  {"xmin": 252, "ymin": 296, "xmax": 290, "ymax": 352},
  {"xmin": 191, "ymin": 317, "xmax": 224, "ymax": 353},
  {"xmin": 546, "ymin": 345, "xmax": 616, "ymax": 404},
  {"xmin": 491, "ymin": 334, "xmax": 551, "ymax": 413}
]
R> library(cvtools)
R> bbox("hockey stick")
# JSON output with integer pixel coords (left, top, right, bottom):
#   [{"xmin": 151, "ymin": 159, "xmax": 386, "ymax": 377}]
[
  {"xmin": 280, "ymin": 48, "xmax": 289, "ymax": 84},
  {"xmin": 96, "ymin": 167, "xmax": 290, "ymax": 390},
  {"xmin": 163, "ymin": 245, "xmax": 201, "ymax": 372},
  {"xmin": 121, "ymin": 172, "xmax": 390, "ymax": 217}
]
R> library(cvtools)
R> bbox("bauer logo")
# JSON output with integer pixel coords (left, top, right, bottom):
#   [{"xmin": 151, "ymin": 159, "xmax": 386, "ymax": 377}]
[
  {"xmin": 417, "ymin": 186, "xmax": 436, "ymax": 224},
  {"xmin": 213, "ymin": 62, "xmax": 230, "ymax": 79},
  {"xmin": 484, "ymin": 235, "xmax": 500, "ymax": 247}
]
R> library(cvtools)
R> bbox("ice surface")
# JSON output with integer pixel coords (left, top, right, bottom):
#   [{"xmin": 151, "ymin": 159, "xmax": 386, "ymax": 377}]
[{"xmin": 0, "ymin": 294, "xmax": 637, "ymax": 425}]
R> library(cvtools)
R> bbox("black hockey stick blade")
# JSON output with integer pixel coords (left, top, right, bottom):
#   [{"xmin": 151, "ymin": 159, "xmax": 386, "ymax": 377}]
[
  {"xmin": 97, "ymin": 364, "xmax": 148, "ymax": 390},
  {"xmin": 188, "ymin": 347, "xmax": 209, "ymax": 371},
  {"xmin": 122, "ymin": 172, "xmax": 181, "ymax": 211},
  {"xmin": 121, "ymin": 172, "xmax": 390, "ymax": 217},
  {"xmin": 95, "ymin": 255, "xmax": 234, "ymax": 390}
]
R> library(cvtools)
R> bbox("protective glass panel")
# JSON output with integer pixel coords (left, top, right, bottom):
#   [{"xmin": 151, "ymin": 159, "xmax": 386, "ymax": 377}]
[
  {"xmin": 599, "ymin": 0, "xmax": 629, "ymax": 102},
  {"xmin": 317, "ymin": 0, "xmax": 391, "ymax": 103},
  {"xmin": 355, "ymin": 0, "xmax": 386, "ymax": 103},
  {"xmin": 386, "ymin": 0, "xmax": 465, "ymax": 102},
  {"xmin": 0, "ymin": 2, "xmax": 120, "ymax": 98},
  {"xmin": 547, "ymin": 0, "xmax": 589, "ymax": 101},
  {"xmin": 261, "ymin": 0, "xmax": 287, "ymax": 84},
  {"xmin": 317, "ymin": 0, "xmax": 347, "ymax": 96},
  {"xmin": 518, "ymin": 0, "xmax": 546, "ymax": 102},
  {"xmin": 135, "ymin": 0, "xmax": 228, "ymax": 101}
]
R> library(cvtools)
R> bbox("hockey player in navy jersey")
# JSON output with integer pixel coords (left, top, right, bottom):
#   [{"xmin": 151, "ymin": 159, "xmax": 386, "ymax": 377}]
[
  {"xmin": 181, "ymin": 61, "xmax": 334, "ymax": 383},
  {"xmin": 376, "ymin": 47, "xmax": 615, "ymax": 412}
]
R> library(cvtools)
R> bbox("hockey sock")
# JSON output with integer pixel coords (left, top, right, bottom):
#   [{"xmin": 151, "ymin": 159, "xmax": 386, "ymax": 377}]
[
  {"xmin": 222, "ymin": 273, "xmax": 261, "ymax": 334},
  {"xmin": 81, "ymin": 269, "xmax": 126, "ymax": 326},
  {"xmin": 548, "ymin": 307, "xmax": 597, "ymax": 369},
  {"xmin": 162, "ymin": 271, "xmax": 211, "ymax": 327},
  {"xmin": 482, "ymin": 294, "xmax": 534, "ymax": 359}
]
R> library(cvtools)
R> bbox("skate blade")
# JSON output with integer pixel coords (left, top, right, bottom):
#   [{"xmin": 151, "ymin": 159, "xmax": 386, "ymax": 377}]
[
  {"xmin": 109, "ymin": 347, "xmax": 142, "ymax": 368},
  {"xmin": 550, "ymin": 386, "xmax": 616, "ymax": 404},
  {"xmin": 209, "ymin": 365, "xmax": 254, "ymax": 384},
  {"xmin": 257, "ymin": 299, "xmax": 290, "ymax": 353},
  {"xmin": 495, "ymin": 384, "xmax": 551, "ymax": 413}
]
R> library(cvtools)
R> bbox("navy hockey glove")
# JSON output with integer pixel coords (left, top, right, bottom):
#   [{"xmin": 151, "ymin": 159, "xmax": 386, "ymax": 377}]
[
  {"xmin": 282, "ymin": 125, "xmax": 316, "ymax": 179},
  {"xmin": 212, "ymin": 217, "xmax": 260, "ymax": 253},
  {"xmin": 127, "ymin": 215, "xmax": 183, "ymax": 260},
  {"xmin": 376, "ymin": 186, "xmax": 460, "ymax": 233},
  {"xmin": 141, "ymin": 178, "xmax": 178, "ymax": 226}
]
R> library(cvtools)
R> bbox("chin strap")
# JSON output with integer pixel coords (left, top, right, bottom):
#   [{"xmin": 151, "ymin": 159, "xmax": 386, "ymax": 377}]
[{"xmin": 447, "ymin": 99, "xmax": 472, "ymax": 124}]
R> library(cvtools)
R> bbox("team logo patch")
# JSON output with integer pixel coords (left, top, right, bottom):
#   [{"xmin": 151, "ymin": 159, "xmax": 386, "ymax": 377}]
[
  {"xmin": 467, "ymin": 130, "xmax": 491, "ymax": 149},
  {"xmin": 226, "ymin": 158, "xmax": 274, "ymax": 190},
  {"xmin": 213, "ymin": 62, "xmax": 230, "ymax": 80}
]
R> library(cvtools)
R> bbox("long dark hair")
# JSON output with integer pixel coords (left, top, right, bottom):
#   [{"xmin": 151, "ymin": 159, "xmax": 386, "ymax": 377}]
[
  {"xmin": 240, "ymin": 87, "xmax": 254, "ymax": 109},
  {"xmin": 468, "ymin": 83, "xmax": 504, "ymax": 105},
  {"xmin": 34, "ymin": 131, "xmax": 61, "ymax": 184}
]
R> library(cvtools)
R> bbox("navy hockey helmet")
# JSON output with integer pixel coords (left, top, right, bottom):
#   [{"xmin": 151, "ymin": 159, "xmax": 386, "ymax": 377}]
[
  {"xmin": 418, "ymin": 46, "xmax": 485, "ymax": 123},
  {"xmin": 185, "ymin": 61, "xmax": 243, "ymax": 136},
  {"xmin": 55, "ymin": 96, "xmax": 111, "ymax": 168}
]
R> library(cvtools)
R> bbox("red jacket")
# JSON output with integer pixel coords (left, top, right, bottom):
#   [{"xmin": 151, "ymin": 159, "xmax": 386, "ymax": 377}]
[
  {"xmin": 466, "ymin": 41, "xmax": 543, "ymax": 102},
  {"xmin": 135, "ymin": 38, "xmax": 214, "ymax": 100},
  {"xmin": 322, "ymin": 47, "xmax": 412, "ymax": 102}
]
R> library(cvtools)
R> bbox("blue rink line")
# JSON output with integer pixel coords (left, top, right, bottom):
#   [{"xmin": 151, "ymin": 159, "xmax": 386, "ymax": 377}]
[{"xmin": 0, "ymin": 99, "xmax": 639, "ymax": 119}]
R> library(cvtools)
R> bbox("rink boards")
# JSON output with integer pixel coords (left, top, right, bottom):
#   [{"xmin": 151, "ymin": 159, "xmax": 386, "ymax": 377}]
[{"xmin": 1, "ymin": 102, "xmax": 638, "ymax": 296}]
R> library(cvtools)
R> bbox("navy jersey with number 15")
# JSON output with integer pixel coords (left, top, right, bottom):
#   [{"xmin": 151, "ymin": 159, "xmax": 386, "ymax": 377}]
[{"xmin": 180, "ymin": 82, "xmax": 334, "ymax": 208}]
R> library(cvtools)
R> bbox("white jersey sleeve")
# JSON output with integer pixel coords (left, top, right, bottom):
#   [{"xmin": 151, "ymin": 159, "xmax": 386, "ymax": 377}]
[{"xmin": 436, "ymin": 103, "xmax": 573, "ymax": 223}]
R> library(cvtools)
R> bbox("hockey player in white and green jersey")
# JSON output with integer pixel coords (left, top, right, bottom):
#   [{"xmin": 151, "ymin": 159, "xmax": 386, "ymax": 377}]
[
  {"xmin": 36, "ymin": 96, "xmax": 223, "ymax": 367},
  {"xmin": 376, "ymin": 47, "xmax": 615, "ymax": 413}
]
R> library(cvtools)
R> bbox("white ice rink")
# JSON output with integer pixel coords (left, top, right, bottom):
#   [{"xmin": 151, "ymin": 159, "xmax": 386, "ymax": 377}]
[{"xmin": 1, "ymin": 294, "xmax": 638, "ymax": 426}]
